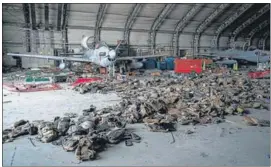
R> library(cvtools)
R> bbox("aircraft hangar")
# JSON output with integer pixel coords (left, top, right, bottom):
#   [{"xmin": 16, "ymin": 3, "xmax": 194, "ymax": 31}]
[{"xmin": 2, "ymin": 3, "xmax": 271, "ymax": 166}]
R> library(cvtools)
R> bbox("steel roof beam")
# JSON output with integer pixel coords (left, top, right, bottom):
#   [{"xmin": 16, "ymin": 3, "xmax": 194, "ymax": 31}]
[
  {"xmin": 22, "ymin": 4, "xmax": 31, "ymax": 52},
  {"xmin": 212, "ymin": 4, "xmax": 253, "ymax": 49},
  {"xmin": 94, "ymin": 4, "xmax": 108, "ymax": 42},
  {"xmin": 61, "ymin": 4, "xmax": 70, "ymax": 55},
  {"xmin": 262, "ymin": 34, "xmax": 270, "ymax": 50},
  {"xmin": 229, "ymin": 4, "xmax": 270, "ymax": 48},
  {"xmin": 57, "ymin": 4, "xmax": 63, "ymax": 31},
  {"xmin": 62, "ymin": 4, "xmax": 69, "ymax": 30},
  {"xmin": 124, "ymin": 4, "xmax": 143, "ymax": 56},
  {"xmin": 192, "ymin": 4, "xmax": 230, "ymax": 56},
  {"xmin": 44, "ymin": 4, "xmax": 49, "ymax": 30},
  {"xmin": 172, "ymin": 4, "xmax": 203, "ymax": 56},
  {"xmin": 258, "ymin": 30, "xmax": 270, "ymax": 50},
  {"xmin": 148, "ymin": 4, "xmax": 176, "ymax": 53},
  {"xmin": 124, "ymin": 4, "xmax": 143, "ymax": 44},
  {"xmin": 30, "ymin": 4, "xmax": 36, "ymax": 30},
  {"xmin": 22, "ymin": 4, "xmax": 30, "ymax": 27},
  {"xmin": 245, "ymin": 19, "xmax": 269, "ymax": 46}
]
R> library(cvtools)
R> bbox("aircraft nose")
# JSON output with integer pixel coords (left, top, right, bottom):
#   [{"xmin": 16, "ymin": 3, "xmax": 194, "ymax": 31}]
[{"xmin": 108, "ymin": 50, "xmax": 116, "ymax": 60}]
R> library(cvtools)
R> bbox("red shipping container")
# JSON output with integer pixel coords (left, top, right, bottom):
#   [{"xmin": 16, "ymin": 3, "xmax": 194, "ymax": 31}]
[{"xmin": 174, "ymin": 59, "xmax": 202, "ymax": 74}]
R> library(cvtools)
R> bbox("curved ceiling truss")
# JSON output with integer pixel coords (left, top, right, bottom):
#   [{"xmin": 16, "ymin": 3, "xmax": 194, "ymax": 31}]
[
  {"xmin": 62, "ymin": 4, "xmax": 70, "ymax": 54},
  {"xmin": 94, "ymin": 4, "xmax": 108, "ymax": 42},
  {"xmin": 258, "ymin": 30, "xmax": 270, "ymax": 50},
  {"xmin": 172, "ymin": 4, "xmax": 204, "ymax": 56},
  {"xmin": 228, "ymin": 4, "xmax": 270, "ymax": 48},
  {"xmin": 148, "ymin": 4, "xmax": 176, "ymax": 53},
  {"xmin": 245, "ymin": 19, "xmax": 270, "ymax": 46},
  {"xmin": 212, "ymin": 4, "xmax": 253, "ymax": 49},
  {"xmin": 57, "ymin": 4, "xmax": 62, "ymax": 31},
  {"xmin": 3, "ymin": 3, "xmax": 271, "ymax": 54},
  {"xmin": 22, "ymin": 3, "xmax": 31, "ymax": 52},
  {"xmin": 62, "ymin": 4, "xmax": 70, "ymax": 30},
  {"xmin": 192, "ymin": 4, "xmax": 230, "ymax": 56},
  {"xmin": 124, "ymin": 4, "xmax": 143, "ymax": 44}
]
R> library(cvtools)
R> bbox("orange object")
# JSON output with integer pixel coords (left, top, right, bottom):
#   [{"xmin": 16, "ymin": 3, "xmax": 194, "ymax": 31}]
[
  {"xmin": 201, "ymin": 59, "xmax": 213, "ymax": 65},
  {"xmin": 174, "ymin": 59, "xmax": 202, "ymax": 74},
  {"xmin": 151, "ymin": 72, "xmax": 161, "ymax": 76},
  {"xmin": 127, "ymin": 72, "xmax": 136, "ymax": 76}
]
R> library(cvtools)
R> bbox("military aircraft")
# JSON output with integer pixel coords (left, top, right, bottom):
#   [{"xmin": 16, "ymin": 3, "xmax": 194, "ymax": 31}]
[
  {"xmin": 7, "ymin": 36, "xmax": 171, "ymax": 74},
  {"xmin": 202, "ymin": 49, "xmax": 270, "ymax": 64}
]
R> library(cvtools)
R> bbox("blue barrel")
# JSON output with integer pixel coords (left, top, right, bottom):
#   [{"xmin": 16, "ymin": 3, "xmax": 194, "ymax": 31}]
[
  {"xmin": 143, "ymin": 61, "xmax": 147, "ymax": 69},
  {"xmin": 157, "ymin": 61, "xmax": 167, "ymax": 70},
  {"xmin": 144, "ymin": 59, "xmax": 156, "ymax": 69},
  {"xmin": 165, "ymin": 57, "xmax": 175, "ymax": 70}
]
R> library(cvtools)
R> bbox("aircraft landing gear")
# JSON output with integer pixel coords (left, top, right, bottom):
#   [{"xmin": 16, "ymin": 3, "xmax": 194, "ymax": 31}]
[{"xmin": 108, "ymin": 64, "xmax": 115, "ymax": 79}]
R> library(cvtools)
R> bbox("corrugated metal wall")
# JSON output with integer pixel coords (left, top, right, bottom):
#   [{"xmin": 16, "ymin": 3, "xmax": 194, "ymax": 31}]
[{"xmin": 3, "ymin": 3, "xmax": 267, "ymax": 67}]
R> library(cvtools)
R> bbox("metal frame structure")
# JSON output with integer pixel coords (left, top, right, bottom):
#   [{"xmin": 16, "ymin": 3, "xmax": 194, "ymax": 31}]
[
  {"xmin": 148, "ymin": 4, "xmax": 176, "ymax": 54},
  {"xmin": 124, "ymin": 4, "xmax": 143, "ymax": 56},
  {"xmin": 94, "ymin": 4, "xmax": 108, "ymax": 42},
  {"xmin": 192, "ymin": 4, "xmax": 230, "ymax": 56},
  {"xmin": 212, "ymin": 4, "xmax": 253, "ymax": 49},
  {"xmin": 30, "ymin": 4, "xmax": 39, "ymax": 53},
  {"xmin": 62, "ymin": 4, "xmax": 69, "ymax": 54},
  {"xmin": 44, "ymin": 4, "xmax": 49, "ymax": 30},
  {"xmin": 124, "ymin": 4, "xmax": 143, "ymax": 45},
  {"xmin": 4, "ymin": 4, "xmax": 271, "ymax": 56},
  {"xmin": 57, "ymin": 4, "xmax": 62, "ymax": 31},
  {"xmin": 172, "ymin": 4, "xmax": 203, "ymax": 56},
  {"xmin": 68, "ymin": 25, "xmax": 222, "ymax": 35},
  {"xmin": 228, "ymin": 4, "xmax": 270, "ymax": 48},
  {"xmin": 258, "ymin": 30, "xmax": 270, "ymax": 50},
  {"xmin": 62, "ymin": 4, "xmax": 69, "ymax": 30},
  {"xmin": 245, "ymin": 19, "xmax": 270, "ymax": 46},
  {"xmin": 22, "ymin": 4, "xmax": 31, "ymax": 52},
  {"xmin": 30, "ymin": 4, "xmax": 36, "ymax": 30}
]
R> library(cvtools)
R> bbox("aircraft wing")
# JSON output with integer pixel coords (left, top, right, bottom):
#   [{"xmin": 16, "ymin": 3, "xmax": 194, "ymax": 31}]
[
  {"xmin": 215, "ymin": 60, "xmax": 237, "ymax": 65},
  {"xmin": 7, "ymin": 53, "xmax": 92, "ymax": 63},
  {"xmin": 116, "ymin": 54, "xmax": 173, "ymax": 61},
  {"xmin": 59, "ymin": 53, "xmax": 84, "ymax": 56}
]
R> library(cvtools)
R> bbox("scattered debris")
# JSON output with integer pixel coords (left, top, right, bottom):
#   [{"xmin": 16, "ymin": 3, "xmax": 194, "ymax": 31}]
[
  {"xmin": 185, "ymin": 130, "xmax": 194, "ymax": 134},
  {"xmin": 220, "ymin": 128, "xmax": 226, "ymax": 137},
  {"xmin": 13, "ymin": 120, "xmax": 28, "ymax": 128},
  {"xmin": 125, "ymin": 140, "xmax": 133, "ymax": 146},
  {"xmin": 243, "ymin": 116, "xmax": 270, "ymax": 127},
  {"xmin": 257, "ymin": 119, "xmax": 270, "ymax": 127},
  {"xmin": 71, "ymin": 70, "xmax": 270, "ymax": 129},
  {"xmin": 3, "ymin": 68, "xmax": 270, "ymax": 161},
  {"xmin": 63, "ymin": 113, "xmax": 78, "ymax": 118},
  {"xmin": 243, "ymin": 116, "xmax": 258, "ymax": 126},
  {"xmin": 3, "ymin": 107, "xmax": 141, "ymax": 161},
  {"xmin": 200, "ymin": 152, "xmax": 208, "ymax": 158},
  {"xmin": 3, "ymin": 83, "xmax": 62, "ymax": 92},
  {"xmin": 71, "ymin": 78, "xmax": 102, "ymax": 87}
]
